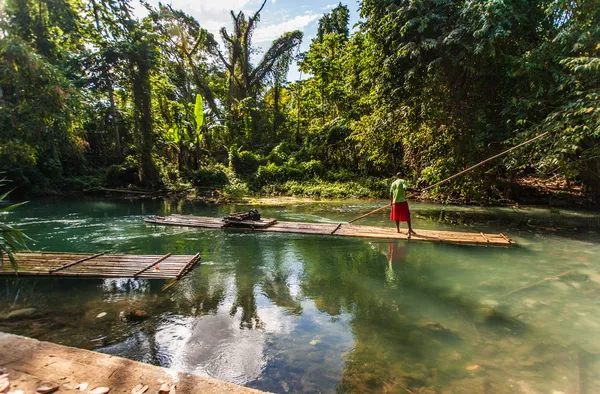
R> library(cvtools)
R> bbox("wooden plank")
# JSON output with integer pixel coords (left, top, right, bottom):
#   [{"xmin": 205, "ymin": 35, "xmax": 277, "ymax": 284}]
[
  {"xmin": 133, "ymin": 253, "xmax": 171, "ymax": 277},
  {"xmin": 50, "ymin": 253, "xmax": 105, "ymax": 273}
]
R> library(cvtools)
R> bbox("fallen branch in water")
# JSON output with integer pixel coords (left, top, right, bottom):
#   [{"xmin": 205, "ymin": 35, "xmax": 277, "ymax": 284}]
[{"xmin": 501, "ymin": 269, "xmax": 576, "ymax": 298}]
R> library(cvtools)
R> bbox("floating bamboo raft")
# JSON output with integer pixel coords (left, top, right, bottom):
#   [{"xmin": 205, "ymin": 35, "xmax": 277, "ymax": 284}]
[
  {"xmin": 145, "ymin": 214, "xmax": 513, "ymax": 246},
  {"xmin": 0, "ymin": 252, "xmax": 201, "ymax": 279}
]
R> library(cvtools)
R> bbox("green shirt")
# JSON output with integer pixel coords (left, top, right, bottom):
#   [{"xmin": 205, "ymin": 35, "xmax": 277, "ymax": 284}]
[{"xmin": 390, "ymin": 179, "xmax": 407, "ymax": 203}]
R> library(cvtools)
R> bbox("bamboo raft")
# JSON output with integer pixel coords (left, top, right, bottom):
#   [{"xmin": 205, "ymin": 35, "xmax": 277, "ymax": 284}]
[
  {"xmin": 145, "ymin": 214, "xmax": 513, "ymax": 246},
  {"xmin": 0, "ymin": 252, "xmax": 201, "ymax": 279}
]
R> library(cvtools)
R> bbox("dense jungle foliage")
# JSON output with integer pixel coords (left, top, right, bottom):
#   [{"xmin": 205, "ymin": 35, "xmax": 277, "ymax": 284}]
[{"xmin": 0, "ymin": 0, "xmax": 598, "ymax": 202}]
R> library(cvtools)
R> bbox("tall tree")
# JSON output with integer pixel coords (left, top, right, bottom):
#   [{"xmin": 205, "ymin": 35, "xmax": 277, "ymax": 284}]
[{"xmin": 212, "ymin": 0, "xmax": 302, "ymax": 144}]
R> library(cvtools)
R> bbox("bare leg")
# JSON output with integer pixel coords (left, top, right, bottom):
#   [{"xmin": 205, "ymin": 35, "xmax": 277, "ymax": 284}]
[
  {"xmin": 395, "ymin": 221, "xmax": 400, "ymax": 233},
  {"xmin": 407, "ymin": 215, "xmax": 416, "ymax": 238}
]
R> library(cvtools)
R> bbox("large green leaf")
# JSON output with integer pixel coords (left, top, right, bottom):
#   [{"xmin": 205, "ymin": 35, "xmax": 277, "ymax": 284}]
[{"xmin": 195, "ymin": 94, "xmax": 204, "ymax": 130}]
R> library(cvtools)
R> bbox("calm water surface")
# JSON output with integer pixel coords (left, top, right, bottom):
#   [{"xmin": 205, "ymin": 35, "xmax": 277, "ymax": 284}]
[{"xmin": 1, "ymin": 199, "xmax": 600, "ymax": 393}]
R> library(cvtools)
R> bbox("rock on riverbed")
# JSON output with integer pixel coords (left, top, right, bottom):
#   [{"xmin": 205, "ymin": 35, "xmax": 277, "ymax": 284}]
[
  {"xmin": 0, "ymin": 308, "xmax": 38, "ymax": 320},
  {"xmin": 120, "ymin": 309, "xmax": 150, "ymax": 322}
]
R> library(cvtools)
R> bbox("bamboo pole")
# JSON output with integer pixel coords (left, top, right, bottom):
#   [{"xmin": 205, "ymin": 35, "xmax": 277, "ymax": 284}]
[
  {"xmin": 420, "ymin": 131, "xmax": 550, "ymax": 192},
  {"xmin": 348, "ymin": 132, "xmax": 550, "ymax": 224},
  {"xmin": 50, "ymin": 253, "xmax": 105, "ymax": 273},
  {"xmin": 331, "ymin": 223, "xmax": 343, "ymax": 234},
  {"xmin": 161, "ymin": 253, "xmax": 201, "ymax": 291},
  {"xmin": 348, "ymin": 204, "xmax": 391, "ymax": 223},
  {"xmin": 176, "ymin": 253, "xmax": 201, "ymax": 279},
  {"xmin": 133, "ymin": 253, "xmax": 171, "ymax": 277}
]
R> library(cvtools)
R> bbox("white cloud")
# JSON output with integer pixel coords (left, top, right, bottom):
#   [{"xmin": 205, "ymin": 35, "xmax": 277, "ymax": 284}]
[
  {"xmin": 324, "ymin": 3, "xmax": 336, "ymax": 9},
  {"xmin": 253, "ymin": 13, "xmax": 320, "ymax": 43},
  {"xmin": 184, "ymin": 0, "xmax": 251, "ymax": 13}
]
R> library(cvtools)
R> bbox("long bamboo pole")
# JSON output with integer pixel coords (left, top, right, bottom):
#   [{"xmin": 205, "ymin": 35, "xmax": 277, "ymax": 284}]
[
  {"xmin": 420, "ymin": 131, "xmax": 550, "ymax": 192},
  {"xmin": 348, "ymin": 204, "xmax": 391, "ymax": 224},
  {"xmin": 348, "ymin": 131, "xmax": 550, "ymax": 224}
]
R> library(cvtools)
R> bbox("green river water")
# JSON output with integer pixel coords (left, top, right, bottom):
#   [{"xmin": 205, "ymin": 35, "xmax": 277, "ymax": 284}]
[{"xmin": 1, "ymin": 198, "xmax": 600, "ymax": 393}]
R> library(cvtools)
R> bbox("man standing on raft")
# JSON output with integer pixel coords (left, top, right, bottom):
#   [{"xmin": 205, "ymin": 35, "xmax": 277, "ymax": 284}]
[{"xmin": 390, "ymin": 172, "xmax": 416, "ymax": 237}]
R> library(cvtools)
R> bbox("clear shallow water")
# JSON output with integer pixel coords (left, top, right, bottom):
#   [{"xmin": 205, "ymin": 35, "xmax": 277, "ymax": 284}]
[{"xmin": 1, "ymin": 198, "xmax": 600, "ymax": 393}]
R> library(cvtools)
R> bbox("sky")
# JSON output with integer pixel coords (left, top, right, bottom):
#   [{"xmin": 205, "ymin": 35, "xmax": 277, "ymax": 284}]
[{"xmin": 134, "ymin": 0, "xmax": 361, "ymax": 81}]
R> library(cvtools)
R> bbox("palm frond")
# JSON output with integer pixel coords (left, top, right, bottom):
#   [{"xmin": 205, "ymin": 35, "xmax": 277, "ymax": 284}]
[{"xmin": 0, "ymin": 176, "xmax": 29, "ymax": 270}]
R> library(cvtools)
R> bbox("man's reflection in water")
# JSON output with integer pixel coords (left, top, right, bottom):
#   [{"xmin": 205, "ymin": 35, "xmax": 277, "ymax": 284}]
[{"xmin": 386, "ymin": 241, "xmax": 408, "ymax": 289}]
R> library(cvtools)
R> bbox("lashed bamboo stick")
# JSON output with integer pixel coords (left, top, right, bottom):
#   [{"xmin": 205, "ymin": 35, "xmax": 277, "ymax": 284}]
[{"xmin": 50, "ymin": 253, "xmax": 105, "ymax": 273}]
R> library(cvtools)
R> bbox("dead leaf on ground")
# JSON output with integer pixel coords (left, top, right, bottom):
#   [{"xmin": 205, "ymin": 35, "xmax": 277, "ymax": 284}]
[{"xmin": 75, "ymin": 382, "xmax": 89, "ymax": 390}]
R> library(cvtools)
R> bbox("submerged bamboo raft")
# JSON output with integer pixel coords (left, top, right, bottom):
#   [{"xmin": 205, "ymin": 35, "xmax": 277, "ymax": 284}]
[
  {"xmin": 145, "ymin": 214, "xmax": 513, "ymax": 246},
  {"xmin": 0, "ymin": 252, "xmax": 201, "ymax": 279}
]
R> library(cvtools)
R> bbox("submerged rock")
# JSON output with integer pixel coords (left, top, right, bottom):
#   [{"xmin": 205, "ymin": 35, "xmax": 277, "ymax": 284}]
[
  {"xmin": 122, "ymin": 309, "xmax": 149, "ymax": 322},
  {"xmin": 522, "ymin": 299, "xmax": 538, "ymax": 308},
  {"xmin": 0, "ymin": 308, "xmax": 38, "ymax": 320},
  {"xmin": 480, "ymin": 299, "xmax": 499, "ymax": 308},
  {"xmin": 418, "ymin": 322, "xmax": 460, "ymax": 340}
]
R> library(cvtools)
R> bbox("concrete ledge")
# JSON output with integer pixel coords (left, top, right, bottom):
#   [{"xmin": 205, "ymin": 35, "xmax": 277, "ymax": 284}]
[{"xmin": 0, "ymin": 332, "xmax": 267, "ymax": 393}]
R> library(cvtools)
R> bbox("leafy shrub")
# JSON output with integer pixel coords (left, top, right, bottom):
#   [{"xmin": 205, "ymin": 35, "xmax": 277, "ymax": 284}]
[
  {"xmin": 300, "ymin": 160, "xmax": 325, "ymax": 178},
  {"xmin": 104, "ymin": 165, "xmax": 140, "ymax": 187},
  {"xmin": 223, "ymin": 178, "xmax": 250, "ymax": 198},
  {"xmin": 254, "ymin": 162, "xmax": 302, "ymax": 187},
  {"xmin": 263, "ymin": 180, "xmax": 376, "ymax": 198},
  {"xmin": 229, "ymin": 147, "xmax": 262, "ymax": 179},
  {"xmin": 325, "ymin": 169, "xmax": 356, "ymax": 182},
  {"xmin": 255, "ymin": 163, "xmax": 281, "ymax": 186},
  {"xmin": 191, "ymin": 166, "xmax": 229, "ymax": 188},
  {"xmin": 267, "ymin": 149, "xmax": 287, "ymax": 165},
  {"xmin": 266, "ymin": 142, "xmax": 299, "ymax": 165},
  {"xmin": 62, "ymin": 176, "xmax": 101, "ymax": 192}
]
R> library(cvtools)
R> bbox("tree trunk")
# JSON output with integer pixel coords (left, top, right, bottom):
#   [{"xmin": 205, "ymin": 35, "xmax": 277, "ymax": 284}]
[
  {"xmin": 133, "ymin": 59, "xmax": 159, "ymax": 186},
  {"xmin": 108, "ymin": 85, "xmax": 122, "ymax": 162}
]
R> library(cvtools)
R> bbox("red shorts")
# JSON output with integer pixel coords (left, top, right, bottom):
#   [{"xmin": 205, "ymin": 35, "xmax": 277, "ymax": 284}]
[{"xmin": 390, "ymin": 202, "xmax": 410, "ymax": 222}]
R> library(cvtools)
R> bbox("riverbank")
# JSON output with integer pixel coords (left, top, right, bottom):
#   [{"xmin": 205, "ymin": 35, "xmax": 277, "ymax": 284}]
[
  {"xmin": 0, "ymin": 332, "xmax": 266, "ymax": 394},
  {"xmin": 7, "ymin": 174, "xmax": 598, "ymax": 210}
]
